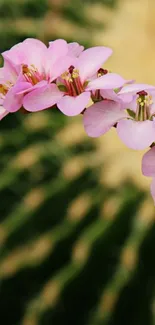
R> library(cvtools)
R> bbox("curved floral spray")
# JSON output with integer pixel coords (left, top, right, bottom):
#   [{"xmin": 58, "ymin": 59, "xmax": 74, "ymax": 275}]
[{"xmin": 0, "ymin": 38, "xmax": 155, "ymax": 202}]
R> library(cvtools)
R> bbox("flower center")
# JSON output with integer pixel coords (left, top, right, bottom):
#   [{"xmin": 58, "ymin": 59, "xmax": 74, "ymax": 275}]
[
  {"xmin": 0, "ymin": 81, "xmax": 13, "ymax": 99},
  {"xmin": 135, "ymin": 90, "xmax": 153, "ymax": 121},
  {"xmin": 97, "ymin": 68, "xmax": 108, "ymax": 77},
  {"xmin": 91, "ymin": 69, "xmax": 109, "ymax": 102},
  {"xmin": 61, "ymin": 66, "xmax": 84, "ymax": 96},
  {"xmin": 0, "ymin": 84, "xmax": 8, "ymax": 96},
  {"xmin": 22, "ymin": 64, "xmax": 45, "ymax": 85}
]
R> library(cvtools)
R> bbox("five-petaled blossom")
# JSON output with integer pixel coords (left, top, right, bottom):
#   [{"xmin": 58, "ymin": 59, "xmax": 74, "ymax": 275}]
[
  {"xmin": 84, "ymin": 83, "xmax": 155, "ymax": 150},
  {"xmin": 57, "ymin": 47, "xmax": 127, "ymax": 116},
  {"xmin": 1, "ymin": 37, "xmax": 155, "ymax": 203},
  {"xmin": 1, "ymin": 38, "xmax": 82, "ymax": 113}
]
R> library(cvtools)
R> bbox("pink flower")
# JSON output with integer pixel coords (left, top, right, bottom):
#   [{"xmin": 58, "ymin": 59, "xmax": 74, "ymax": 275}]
[
  {"xmin": 56, "ymin": 47, "xmax": 127, "ymax": 116},
  {"xmin": 84, "ymin": 83, "xmax": 155, "ymax": 150},
  {"xmin": 0, "ymin": 58, "xmax": 22, "ymax": 119},
  {"xmin": 142, "ymin": 146, "xmax": 155, "ymax": 203},
  {"xmin": 2, "ymin": 38, "xmax": 76, "ymax": 112}
]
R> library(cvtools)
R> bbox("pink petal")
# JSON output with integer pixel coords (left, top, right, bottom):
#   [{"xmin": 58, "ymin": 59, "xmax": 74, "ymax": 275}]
[
  {"xmin": 0, "ymin": 106, "xmax": 9, "ymax": 120},
  {"xmin": 50, "ymin": 56, "xmax": 77, "ymax": 82},
  {"xmin": 48, "ymin": 39, "xmax": 68, "ymax": 64},
  {"xmin": 0, "ymin": 98, "xmax": 4, "ymax": 105},
  {"xmin": 23, "ymin": 84, "xmax": 63, "ymax": 112},
  {"xmin": 46, "ymin": 39, "xmax": 78, "ymax": 80},
  {"xmin": 115, "ymin": 94, "xmax": 137, "ymax": 112},
  {"xmin": 3, "ymin": 87, "xmax": 23, "ymax": 112},
  {"xmin": 14, "ymin": 80, "xmax": 48, "ymax": 95},
  {"xmin": 2, "ymin": 43, "xmax": 24, "ymax": 64},
  {"xmin": 67, "ymin": 42, "xmax": 84, "ymax": 57},
  {"xmin": 119, "ymin": 93, "xmax": 135, "ymax": 107},
  {"xmin": 83, "ymin": 100, "xmax": 127, "ymax": 137},
  {"xmin": 77, "ymin": 46, "xmax": 112, "ymax": 82},
  {"xmin": 1, "ymin": 59, "xmax": 19, "ymax": 83},
  {"xmin": 100, "ymin": 89, "xmax": 121, "ymax": 102},
  {"xmin": 13, "ymin": 81, "xmax": 33, "ymax": 94},
  {"xmin": 117, "ymin": 119, "xmax": 155, "ymax": 150},
  {"xmin": 142, "ymin": 147, "xmax": 155, "ymax": 177},
  {"xmin": 57, "ymin": 92, "xmax": 91, "ymax": 116},
  {"xmin": 100, "ymin": 89, "xmax": 134, "ymax": 107},
  {"xmin": 125, "ymin": 79, "xmax": 136, "ymax": 85},
  {"xmin": 86, "ymin": 73, "xmax": 126, "ymax": 91},
  {"xmin": 150, "ymin": 178, "xmax": 155, "ymax": 204},
  {"xmin": 19, "ymin": 39, "xmax": 47, "ymax": 72},
  {"xmin": 119, "ymin": 83, "xmax": 155, "ymax": 95},
  {"xmin": 3, "ymin": 38, "xmax": 47, "ymax": 72}
]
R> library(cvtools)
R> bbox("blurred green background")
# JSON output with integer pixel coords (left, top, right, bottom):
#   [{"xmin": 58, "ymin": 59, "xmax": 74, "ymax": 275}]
[{"xmin": 0, "ymin": 0, "xmax": 155, "ymax": 324}]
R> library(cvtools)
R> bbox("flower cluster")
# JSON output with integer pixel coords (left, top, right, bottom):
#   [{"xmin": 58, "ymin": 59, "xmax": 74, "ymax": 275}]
[{"xmin": 1, "ymin": 38, "xmax": 155, "ymax": 203}]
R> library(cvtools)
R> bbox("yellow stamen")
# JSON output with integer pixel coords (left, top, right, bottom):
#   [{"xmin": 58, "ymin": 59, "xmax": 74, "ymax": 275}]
[
  {"xmin": 30, "ymin": 64, "xmax": 37, "ymax": 72},
  {"xmin": 0, "ymin": 84, "xmax": 8, "ymax": 95},
  {"xmin": 22, "ymin": 64, "xmax": 29, "ymax": 74},
  {"xmin": 22, "ymin": 64, "xmax": 40, "ymax": 85},
  {"xmin": 61, "ymin": 71, "xmax": 70, "ymax": 80},
  {"xmin": 72, "ymin": 69, "xmax": 79, "ymax": 78}
]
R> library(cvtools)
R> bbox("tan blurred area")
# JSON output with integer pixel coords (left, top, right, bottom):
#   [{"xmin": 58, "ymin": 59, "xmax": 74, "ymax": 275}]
[{"xmin": 96, "ymin": 0, "xmax": 155, "ymax": 83}]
